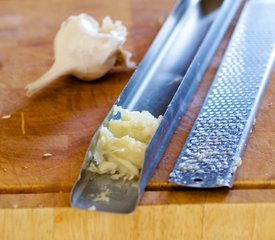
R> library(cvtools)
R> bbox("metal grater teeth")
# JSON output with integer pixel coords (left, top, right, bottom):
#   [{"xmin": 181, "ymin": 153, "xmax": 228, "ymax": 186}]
[{"xmin": 169, "ymin": 0, "xmax": 275, "ymax": 188}]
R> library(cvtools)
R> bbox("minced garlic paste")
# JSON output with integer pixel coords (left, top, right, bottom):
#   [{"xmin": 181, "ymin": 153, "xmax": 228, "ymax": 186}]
[{"xmin": 88, "ymin": 106, "xmax": 162, "ymax": 180}]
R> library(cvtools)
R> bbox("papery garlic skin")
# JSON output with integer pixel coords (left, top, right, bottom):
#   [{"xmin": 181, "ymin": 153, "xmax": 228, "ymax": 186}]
[{"xmin": 25, "ymin": 14, "xmax": 135, "ymax": 97}]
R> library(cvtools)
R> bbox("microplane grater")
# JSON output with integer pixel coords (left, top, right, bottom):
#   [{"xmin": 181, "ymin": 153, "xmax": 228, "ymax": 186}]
[{"xmin": 169, "ymin": 0, "xmax": 275, "ymax": 188}]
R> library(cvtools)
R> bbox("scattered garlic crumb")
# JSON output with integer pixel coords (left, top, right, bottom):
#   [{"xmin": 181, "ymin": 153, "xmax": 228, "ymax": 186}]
[
  {"xmin": 1, "ymin": 114, "xmax": 11, "ymax": 119},
  {"xmin": 88, "ymin": 205, "xmax": 97, "ymax": 211},
  {"xmin": 0, "ymin": 167, "xmax": 7, "ymax": 172},
  {"xmin": 21, "ymin": 112, "xmax": 25, "ymax": 135},
  {"xmin": 93, "ymin": 188, "xmax": 111, "ymax": 203},
  {"xmin": 22, "ymin": 166, "xmax": 28, "ymax": 170},
  {"xmin": 43, "ymin": 153, "xmax": 53, "ymax": 158},
  {"xmin": 12, "ymin": 204, "xmax": 19, "ymax": 209},
  {"xmin": 233, "ymin": 156, "xmax": 242, "ymax": 168}
]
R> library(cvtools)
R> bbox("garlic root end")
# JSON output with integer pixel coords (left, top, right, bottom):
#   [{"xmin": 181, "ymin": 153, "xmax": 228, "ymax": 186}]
[{"xmin": 25, "ymin": 64, "xmax": 68, "ymax": 97}]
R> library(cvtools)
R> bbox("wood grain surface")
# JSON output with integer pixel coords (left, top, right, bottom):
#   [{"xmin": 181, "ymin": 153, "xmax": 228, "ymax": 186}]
[
  {"xmin": 0, "ymin": 0, "xmax": 176, "ymax": 193},
  {"xmin": 1, "ymin": 203, "xmax": 275, "ymax": 240},
  {"xmin": 1, "ymin": 0, "xmax": 275, "ymax": 239}
]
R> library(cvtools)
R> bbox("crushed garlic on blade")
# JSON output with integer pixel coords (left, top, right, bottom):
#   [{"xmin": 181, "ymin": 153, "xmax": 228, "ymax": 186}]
[
  {"xmin": 25, "ymin": 14, "xmax": 135, "ymax": 97},
  {"xmin": 88, "ymin": 106, "xmax": 163, "ymax": 181}
]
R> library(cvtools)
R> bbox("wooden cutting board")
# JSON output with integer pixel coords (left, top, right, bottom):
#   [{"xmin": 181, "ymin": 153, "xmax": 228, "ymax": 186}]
[{"xmin": 0, "ymin": 0, "xmax": 275, "ymax": 211}]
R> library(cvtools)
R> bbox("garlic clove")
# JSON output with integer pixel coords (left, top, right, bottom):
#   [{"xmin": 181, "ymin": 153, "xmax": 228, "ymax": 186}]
[{"xmin": 25, "ymin": 14, "xmax": 135, "ymax": 97}]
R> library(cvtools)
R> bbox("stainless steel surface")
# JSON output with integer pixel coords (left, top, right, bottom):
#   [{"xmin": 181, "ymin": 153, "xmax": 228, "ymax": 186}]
[
  {"xmin": 70, "ymin": 0, "xmax": 241, "ymax": 213},
  {"xmin": 117, "ymin": 0, "xmax": 222, "ymax": 116},
  {"xmin": 169, "ymin": 0, "xmax": 275, "ymax": 188}
]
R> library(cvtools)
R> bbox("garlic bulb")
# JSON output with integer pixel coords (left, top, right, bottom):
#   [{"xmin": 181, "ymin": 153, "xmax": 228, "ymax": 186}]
[{"xmin": 25, "ymin": 14, "xmax": 135, "ymax": 97}]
